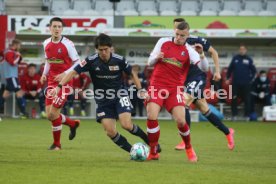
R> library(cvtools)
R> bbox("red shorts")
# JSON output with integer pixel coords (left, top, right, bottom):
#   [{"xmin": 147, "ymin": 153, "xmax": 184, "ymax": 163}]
[
  {"xmin": 45, "ymin": 81, "xmax": 73, "ymax": 108},
  {"xmin": 145, "ymin": 86, "xmax": 185, "ymax": 112}
]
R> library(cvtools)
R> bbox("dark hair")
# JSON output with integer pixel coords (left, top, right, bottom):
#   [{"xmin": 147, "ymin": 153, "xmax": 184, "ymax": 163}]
[
  {"xmin": 50, "ymin": 17, "xmax": 64, "ymax": 26},
  {"xmin": 240, "ymin": 43, "xmax": 246, "ymax": 48},
  {"xmin": 259, "ymin": 70, "xmax": 266, "ymax": 74},
  {"xmin": 11, "ymin": 39, "xmax": 21, "ymax": 46},
  {"xmin": 173, "ymin": 18, "xmax": 186, "ymax": 23},
  {"xmin": 94, "ymin": 33, "xmax": 112, "ymax": 49},
  {"xmin": 28, "ymin": 63, "xmax": 36, "ymax": 68},
  {"xmin": 176, "ymin": 21, "xmax": 190, "ymax": 30}
]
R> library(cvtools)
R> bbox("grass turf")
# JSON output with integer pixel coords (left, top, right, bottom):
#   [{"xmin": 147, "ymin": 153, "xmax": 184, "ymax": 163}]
[{"xmin": 0, "ymin": 118, "xmax": 276, "ymax": 184}]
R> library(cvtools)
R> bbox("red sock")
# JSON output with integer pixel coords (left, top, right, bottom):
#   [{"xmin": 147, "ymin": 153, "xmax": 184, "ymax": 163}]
[
  {"xmin": 51, "ymin": 115, "xmax": 62, "ymax": 147},
  {"xmin": 147, "ymin": 119, "xmax": 160, "ymax": 154},
  {"xmin": 178, "ymin": 123, "xmax": 191, "ymax": 149},
  {"xmin": 61, "ymin": 114, "xmax": 75, "ymax": 128}
]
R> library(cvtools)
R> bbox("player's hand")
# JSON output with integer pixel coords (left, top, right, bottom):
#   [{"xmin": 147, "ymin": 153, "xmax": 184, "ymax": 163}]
[
  {"xmin": 54, "ymin": 72, "xmax": 65, "ymax": 82},
  {"xmin": 40, "ymin": 75, "xmax": 47, "ymax": 85},
  {"xmin": 137, "ymin": 89, "xmax": 149, "ymax": 100},
  {"xmin": 157, "ymin": 52, "xmax": 164, "ymax": 60},
  {"xmin": 194, "ymin": 43, "xmax": 203, "ymax": 54},
  {"xmin": 30, "ymin": 91, "xmax": 37, "ymax": 97},
  {"xmin": 225, "ymin": 80, "xmax": 230, "ymax": 85},
  {"xmin": 213, "ymin": 71, "xmax": 221, "ymax": 81},
  {"xmin": 259, "ymin": 92, "xmax": 265, "ymax": 99}
]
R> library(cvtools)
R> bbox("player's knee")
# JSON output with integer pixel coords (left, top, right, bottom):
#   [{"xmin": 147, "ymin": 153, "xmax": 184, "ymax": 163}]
[
  {"xmin": 147, "ymin": 111, "xmax": 158, "ymax": 120},
  {"xmin": 175, "ymin": 117, "xmax": 185, "ymax": 127},
  {"xmin": 106, "ymin": 129, "xmax": 117, "ymax": 138},
  {"xmin": 121, "ymin": 121, "xmax": 133, "ymax": 131},
  {"xmin": 47, "ymin": 112, "xmax": 57, "ymax": 121}
]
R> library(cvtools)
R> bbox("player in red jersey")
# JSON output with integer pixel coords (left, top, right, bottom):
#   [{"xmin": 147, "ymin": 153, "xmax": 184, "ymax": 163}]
[
  {"xmin": 21, "ymin": 64, "xmax": 46, "ymax": 117},
  {"xmin": 67, "ymin": 73, "xmax": 91, "ymax": 116},
  {"xmin": 40, "ymin": 17, "xmax": 80, "ymax": 150},
  {"xmin": 146, "ymin": 22, "xmax": 209, "ymax": 162}
]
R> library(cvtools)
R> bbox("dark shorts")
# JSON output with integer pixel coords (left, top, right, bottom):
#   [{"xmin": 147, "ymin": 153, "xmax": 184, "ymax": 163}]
[
  {"xmin": 185, "ymin": 78, "xmax": 206, "ymax": 99},
  {"xmin": 5, "ymin": 77, "xmax": 21, "ymax": 92},
  {"xmin": 96, "ymin": 96, "xmax": 133, "ymax": 123}
]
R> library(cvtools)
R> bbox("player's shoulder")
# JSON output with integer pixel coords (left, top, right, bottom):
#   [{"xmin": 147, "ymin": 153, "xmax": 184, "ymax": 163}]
[
  {"xmin": 157, "ymin": 37, "xmax": 172, "ymax": 44},
  {"xmin": 187, "ymin": 35, "xmax": 208, "ymax": 44},
  {"xmin": 112, "ymin": 53, "xmax": 125, "ymax": 61},
  {"xmin": 43, "ymin": 37, "xmax": 51, "ymax": 46},
  {"xmin": 86, "ymin": 53, "xmax": 99, "ymax": 61},
  {"xmin": 61, "ymin": 36, "xmax": 75, "ymax": 47}
]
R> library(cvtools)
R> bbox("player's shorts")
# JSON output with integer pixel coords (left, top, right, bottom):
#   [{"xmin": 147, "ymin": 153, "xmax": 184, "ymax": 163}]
[
  {"xmin": 96, "ymin": 96, "xmax": 133, "ymax": 123},
  {"xmin": 145, "ymin": 85, "xmax": 185, "ymax": 113},
  {"xmin": 185, "ymin": 77, "xmax": 206, "ymax": 100},
  {"xmin": 5, "ymin": 77, "xmax": 21, "ymax": 92},
  {"xmin": 45, "ymin": 81, "xmax": 73, "ymax": 109}
]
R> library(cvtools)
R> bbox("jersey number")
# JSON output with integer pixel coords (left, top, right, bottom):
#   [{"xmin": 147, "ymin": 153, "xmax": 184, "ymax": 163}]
[{"xmin": 120, "ymin": 97, "xmax": 132, "ymax": 107}]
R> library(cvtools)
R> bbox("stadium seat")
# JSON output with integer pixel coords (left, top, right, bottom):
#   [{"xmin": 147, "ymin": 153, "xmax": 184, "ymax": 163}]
[
  {"xmin": 82, "ymin": 9, "xmax": 100, "ymax": 16},
  {"xmin": 116, "ymin": 0, "xmax": 138, "ymax": 16},
  {"xmin": 63, "ymin": 9, "xmax": 80, "ymax": 16},
  {"xmin": 159, "ymin": 0, "xmax": 178, "ymax": 16},
  {"xmin": 219, "ymin": 0, "xmax": 241, "ymax": 16},
  {"xmin": 238, "ymin": 0, "xmax": 264, "ymax": 16},
  {"xmin": 0, "ymin": 0, "xmax": 5, "ymax": 14},
  {"xmin": 50, "ymin": 0, "xmax": 71, "ymax": 15},
  {"xmin": 179, "ymin": 0, "xmax": 199, "ymax": 16},
  {"xmin": 258, "ymin": 0, "xmax": 276, "ymax": 16},
  {"xmin": 95, "ymin": 0, "xmax": 113, "ymax": 14},
  {"xmin": 73, "ymin": 0, "xmax": 92, "ymax": 12},
  {"xmin": 138, "ymin": 0, "xmax": 158, "ymax": 16},
  {"xmin": 199, "ymin": 0, "xmax": 221, "ymax": 16}
]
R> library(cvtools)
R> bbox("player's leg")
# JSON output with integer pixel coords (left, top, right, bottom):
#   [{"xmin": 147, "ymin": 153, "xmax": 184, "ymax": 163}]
[
  {"xmin": 46, "ymin": 104, "xmax": 62, "ymax": 150},
  {"xmin": 231, "ymin": 84, "xmax": 238, "ymax": 120},
  {"xmin": 118, "ymin": 112, "xmax": 149, "ymax": 144},
  {"xmin": 195, "ymin": 98, "xmax": 235, "ymax": 150},
  {"xmin": 101, "ymin": 118, "xmax": 132, "ymax": 152},
  {"xmin": 15, "ymin": 89, "xmax": 27, "ymax": 117},
  {"xmin": 146, "ymin": 102, "xmax": 161, "ymax": 159},
  {"xmin": 67, "ymin": 94, "xmax": 74, "ymax": 116},
  {"xmin": 171, "ymin": 106, "xmax": 197, "ymax": 162},
  {"xmin": 38, "ymin": 91, "xmax": 46, "ymax": 117},
  {"xmin": 175, "ymin": 92, "xmax": 195, "ymax": 150},
  {"xmin": 80, "ymin": 97, "xmax": 86, "ymax": 116},
  {"xmin": 0, "ymin": 89, "xmax": 10, "ymax": 108}
]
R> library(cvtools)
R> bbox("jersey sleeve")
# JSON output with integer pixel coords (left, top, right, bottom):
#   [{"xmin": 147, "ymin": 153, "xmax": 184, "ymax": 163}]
[
  {"xmin": 122, "ymin": 58, "xmax": 132, "ymax": 76},
  {"xmin": 198, "ymin": 37, "xmax": 211, "ymax": 52},
  {"xmin": 148, "ymin": 37, "xmax": 170, "ymax": 66},
  {"xmin": 66, "ymin": 41, "xmax": 80, "ymax": 62},
  {"xmin": 186, "ymin": 44, "xmax": 200, "ymax": 65},
  {"xmin": 74, "ymin": 57, "xmax": 91, "ymax": 74}
]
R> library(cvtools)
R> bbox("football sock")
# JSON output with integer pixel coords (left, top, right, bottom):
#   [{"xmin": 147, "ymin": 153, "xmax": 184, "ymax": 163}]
[
  {"xmin": 16, "ymin": 97, "xmax": 26, "ymax": 114},
  {"xmin": 51, "ymin": 115, "xmax": 62, "ymax": 147},
  {"xmin": 111, "ymin": 133, "xmax": 132, "ymax": 152},
  {"xmin": 147, "ymin": 119, "xmax": 160, "ymax": 154},
  {"xmin": 185, "ymin": 107, "xmax": 191, "ymax": 128},
  {"xmin": 129, "ymin": 124, "xmax": 149, "ymax": 144},
  {"xmin": 178, "ymin": 123, "xmax": 191, "ymax": 149},
  {"xmin": 204, "ymin": 109, "xmax": 230, "ymax": 135},
  {"xmin": 80, "ymin": 99, "xmax": 86, "ymax": 110},
  {"xmin": 60, "ymin": 113, "xmax": 76, "ymax": 128}
]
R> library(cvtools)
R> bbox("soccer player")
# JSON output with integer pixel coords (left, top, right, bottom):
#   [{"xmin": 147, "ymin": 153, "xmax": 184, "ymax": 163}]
[
  {"xmin": 53, "ymin": 33, "xmax": 151, "ymax": 154},
  {"xmin": 146, "ymin": 22, "xmax": 209, "ymax": 162},
  {"xmin": 67, "ymin": 73, "xmax": 91, "ymax": 116},
  {"xmin": 173, "ymin": 18, "xmax": 235, "ymax": 151},
  {"xmin": 40, "ymin": 17, "xmax": 80, "ymax": 150},
  {"xmin": 0, "ymin": 39, "xmax": 27, "ymax": 118},
  {"xmin": 21, "ymin": 64, "xmax": 46, "ymax": 117}
]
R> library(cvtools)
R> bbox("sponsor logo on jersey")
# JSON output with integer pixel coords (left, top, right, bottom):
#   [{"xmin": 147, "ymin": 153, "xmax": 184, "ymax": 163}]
[
  {"xmin": 109, "ymin": 65, "xmax": 119, "ymax": 71},
  {"xmin": 162, "ymin": 58, "xmax": 183, "ymax": 68},
  {"xmin": 48, "ymin": 58, "xmax": 64, "ymax": 64},
  {"xmin": 80, "ymin": 60, "xmax": 87, "ymax": 67},
  {"xmin": 95, "ymin": 67, "xmax": 100, "ymax": 71},
  {"xmin": 58, "ymin": 48, "xmax": 62, "ymax": 54},
  {"xmin": 181, "ymin": 51, "xmax": 185, "ymax": 56}
]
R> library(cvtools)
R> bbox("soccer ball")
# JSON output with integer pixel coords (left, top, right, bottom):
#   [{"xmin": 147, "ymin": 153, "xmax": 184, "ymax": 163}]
[{"xmin": 130, "ymin": 143, "xmax": 149, "ymax": 161}]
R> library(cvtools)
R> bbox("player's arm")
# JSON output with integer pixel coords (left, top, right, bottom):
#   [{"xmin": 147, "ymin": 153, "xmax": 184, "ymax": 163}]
[
  {"xmin": 208, "ymin": 46, "xmax": 221, "ymax": 81},
  {"xmin": 40, "ymin": 61, "xmax": 49, "ymax": 84},
  {"xmin": 148, "ymin": 38, "xmax": 167, "ymax": 66},
  {"xmin": 188, "ymin": 44, "xmax": 209, "ymax": 72},
  {"xmin": 5, "ymin": 51, "xmax": 22, "ymax": 66}
]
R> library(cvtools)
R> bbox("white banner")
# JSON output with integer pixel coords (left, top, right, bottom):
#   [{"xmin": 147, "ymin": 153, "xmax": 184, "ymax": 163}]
[{"xmin": 8, "ymin": 15, "xmax": 114, "ymax": 35}]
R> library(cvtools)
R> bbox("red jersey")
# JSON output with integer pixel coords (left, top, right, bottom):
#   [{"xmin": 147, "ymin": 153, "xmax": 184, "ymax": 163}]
[
  {"xmin": 43, "ymin": 36, "xmax": 79, "ymax": 84},
  {"xmin": 21, "ymin": 73, "xmax": 42, "ymax": 93},
  {"xmin": 148, "ymin": 37, "xmax": 200, "ymax": 88},
  {"xmin": 72, "ymin": 73, "xmax": 91, "ymax": 89}
]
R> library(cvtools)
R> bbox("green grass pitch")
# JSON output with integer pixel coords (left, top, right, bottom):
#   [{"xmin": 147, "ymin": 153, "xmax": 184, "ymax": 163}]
[{"xmin": 0, "ymin": 118, "xmax": 276, "ymax": 184}]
